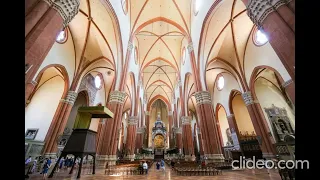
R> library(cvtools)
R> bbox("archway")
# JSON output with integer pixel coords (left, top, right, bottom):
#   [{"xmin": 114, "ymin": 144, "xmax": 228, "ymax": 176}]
[{"xmin": 216, "ymin": 105, "xmax": 231, "ymax": 147}]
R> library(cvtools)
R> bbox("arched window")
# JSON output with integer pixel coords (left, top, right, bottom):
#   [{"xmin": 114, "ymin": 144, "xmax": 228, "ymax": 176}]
[
  {"xmin": 193, "ymin": 0, "xmax": 201, "ymax": 16},
  {"xmin": 94, "ymin": 74, "xmax": 102, "ymax": 89},
  {"xmin": 216, "ymin": 75, "xmax": 225, "ymax": 90},
  {"xmin": 182, "ymin": 48, "xmax": 186, "ymax": 65},
  {"xmin": 121, "ymin": 0, "xmax": 128, "ymax": 15},
  {"xmin": 56, "ymin": 29, "xmax": 67, "ymax": 43},
  {"xmin": 253, "ymin": 27, "xmax": 268, "ymax": 46}
]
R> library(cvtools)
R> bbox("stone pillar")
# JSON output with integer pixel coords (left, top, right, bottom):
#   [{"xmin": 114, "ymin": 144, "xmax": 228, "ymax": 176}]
[
  {"xmin": 242, "ymin": 91, "xmax": 275, "ymax": 159},
  {"xmin": 175, "ymin": 127, "xmax": 183, "ymax": 154},
  {"xmin": 25, "ymin": 80, "xmax": 38, "ymax": 106},
  {"xmin": 124, "ymin": 116, "xmax": 138, "ymax": 160},
  {"xmin": 25, "ymin": 0, "xmax": 80, "ymax": 86},
  {"xmin": 196, "ymin": 128, "xmax": 204, "ymax": 157},
  {"xmin": 97, "ymin": 91, "xmax": 127, "ymax": 167},
  {"xmin": 42, "ymin": 91, "xmax": 77, "ymax": 158},
  {"xmin": 226, "ymin": 114, "xmax": 241, "ymax": 150},
  {"xmin": 181, "ymin": 116, "xmax": 194, "ymax": 161},
  {"xmin": 281, "ymin": 79, "xmax": 295, "ymax": 105},
  {"xmin": 245, "ymin": 0, "xmax": 295, "ymax": 81},
  {"xmin": 194, "ymin": 91, "xmax": 224, "ymax": 163}
]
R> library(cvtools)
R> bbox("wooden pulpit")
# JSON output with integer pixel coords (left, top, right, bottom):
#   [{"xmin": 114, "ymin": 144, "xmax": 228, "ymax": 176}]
[{"xmin": 49, "ymin": 106, "xmax": 113, "ymax": 179}]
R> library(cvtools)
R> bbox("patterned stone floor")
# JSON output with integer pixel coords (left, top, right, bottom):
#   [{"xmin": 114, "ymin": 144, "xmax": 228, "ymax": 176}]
[{"xmin": 27, "ymin": 163, "xmax": 282, "ymax": 180}]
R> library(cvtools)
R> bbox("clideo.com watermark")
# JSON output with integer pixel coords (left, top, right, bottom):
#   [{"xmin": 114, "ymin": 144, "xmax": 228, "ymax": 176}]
[{"xmin": 231, "ymin": 156, "xmax": 309, "ymax": 170}]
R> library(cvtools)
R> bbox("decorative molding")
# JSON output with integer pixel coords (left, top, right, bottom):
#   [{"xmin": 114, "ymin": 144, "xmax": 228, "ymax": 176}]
[
  {"xmin": 60, "ymin": 91, "xmax": 77, "ymax": 105},
  {"xmin": 136, "ymin": 127, "xmax": 145, "ymax": 134},
  {"xmin": 242, "ymin": 91, "xmax": 255, "ymax": 106},
  {"xmin": 127, "ymin": 41, "xmax": 134, "ymax": 52},
  {"xmin": 43, "ymin": 0, "xmax": 80, "ymax": 28},
  {"xmin": 177, "ymin": 80, "xmax": 182, "ymax": 87},
  {"xmin": 31, "ymin": 80, "xmax": 38, "ymax": 86},
  {"xmin": 109, "ymin": 91, "xmax": 127, "ymax": 104},
  {"xmin": 281, "ymin": 79, "xmax": 293, "ymax": 88},
  {"xmin": 168, "ymin": 111, "xmax": 173, "ymax": 116},
  {"xmin": 128, "ymin": 116, "xmax": 138, "ymax": 125},
  {"xmin": 246, "ymin": 0, "xmax": 287, "ymax": 27},
  {"xmin": 196, "ymin": 127, "xmax": 201, "ymax": 135},
  {"xmin": 187, "ymin": 43, "xmax": 194, "ymax": 53},
  {"xmin": 175, "ymin": 127, "xmax": 182, "ymax": 134},
  {"xmin": 227, "ymin": 114, "xmax": 235, "ymax": 119},
  {"xmin": 181, "ymin": 116, "xmax": 192, "ymax": 125},
  {"xmin": 194, "ymin": 91, "xmax": 212, "ymax": 105},
  {"xmin": 145, "ymin": 111, "xmax": 150, "ymax": 116},
  {"xmin": 78, "ymin": 74, "xmax": 98, "ymax": 105}
]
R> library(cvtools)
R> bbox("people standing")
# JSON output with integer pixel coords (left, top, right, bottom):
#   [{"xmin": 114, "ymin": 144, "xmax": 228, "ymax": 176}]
[
  {"xmin": 42, "ymin": 157, "xmax": 52, "ymax": 179},
  {"xmin": 138, "ymin": 162, "xmax": 143, "ymax": 175},
  {"xmin": 25, "ymin": 156, "xmax": 32, "ymax": 165},
  {"xmin": 143, "ymin": 161, "xmax": 148, "ymax": 174},
  {"xmin": 160, "ymin": 159, "xmax": 165, "ymax": 172},
  {"xmin": 31, "ymin": 157, "xmax": 38, "ymax": 173},
  {"xmin": 156, "ymin": 161, "xmax": 160, "ymax": 170}
]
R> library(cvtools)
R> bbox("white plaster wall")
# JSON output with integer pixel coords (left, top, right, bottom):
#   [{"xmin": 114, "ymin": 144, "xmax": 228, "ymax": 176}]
[
  {"xmin": 232, "ymin": 95, "xmax": 255, "ymax": 133},
  {"xmin": 93, "ymin": 84, "xmax": 106, "ymax": 106},
  {"xmin": 244, "ymin": 33, "xmax": 291, "ymax": 84},
  {"xmin": 213, "ymin": 73, "xmax": 241, "ymax": 115},
  {"xmin": 25, "ymin": 77, "xmax": 64, "ymax": 141},
  {"xmin": 34, "ymin": 28, "xmax": 75, "ymax": 87}
]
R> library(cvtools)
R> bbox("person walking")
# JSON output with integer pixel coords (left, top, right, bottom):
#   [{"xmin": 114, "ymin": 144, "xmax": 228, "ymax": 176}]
[
  {"xmin": 143, "ymin": 161, "xmax": 148, "ymax": 174},
  {"xmin": 42, "ymin": 157, "xmax": 52, "ymax": 179},
  {"xmin": 156, "ymin": 161, "xmax": 160, "ymax": 170},
  {"xmin": 31, "ymin": 157, "xmax": 38, "ymax": 173},
  {"xmin": 160, "ymin": 159, "xmax": 165, "ymax": 172}
]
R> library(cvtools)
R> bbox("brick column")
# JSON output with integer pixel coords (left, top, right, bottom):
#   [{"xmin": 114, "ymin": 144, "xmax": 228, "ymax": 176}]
[
  {"xmin": 25, "ymin": 0, "xmax": 80, "ymax": 86},
  {"xmin": 175, "ymin": 127, "xmax": 183, "ymax": 154},
  {"xmin": 124, "ymin": 116, "xmax": 138, "ymax": 160},
  {"xmin": 181, "ymin": 116, "xmax": 194, "ymax": 161},
  {"xmin": 226, "ymin": 114, "xmax": 241, "ymax": 150},
  {"xmin": 136, "ymin": 127, "xmax": 145, "ymax": 153},
  {"xmin": 245, "ymin": 0, "xmax": 295, "ymax": 81},
  {"xmin": 145, "ymin": 111, "xmax": 150, "ymax": 147},
  {"xmin": 42, "ymin": 90, "xmax": 77, "ymax": 158},
  {"xmin": 196, "ymin": 128, "xmax": 204, "ymax": 157},
  {"xmin": 194, "ymin": 91, "xmax": 224, "ymax": 162},
  {"xmin": 282, "ymin": 79, "xmax": 295, "ymax": 106},
  {"xmin": 25, "ymin": 80, "xmax": 38, "ymax": 106},
  {"xmin": 97, "ymin": 91, "xmax": 127, "ymax": 167},
  {"xmin": 168, "ymin": 111, "xmax": 174, "ymax": 148},
  {"xmin": 242, "ymin": 91, "xmax": 276, "ymax": 159}
]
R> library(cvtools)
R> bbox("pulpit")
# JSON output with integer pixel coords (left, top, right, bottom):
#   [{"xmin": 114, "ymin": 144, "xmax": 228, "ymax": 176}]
[{"xmin": 49, "ymin": 106, "xmax": 113, "ymax": 178}]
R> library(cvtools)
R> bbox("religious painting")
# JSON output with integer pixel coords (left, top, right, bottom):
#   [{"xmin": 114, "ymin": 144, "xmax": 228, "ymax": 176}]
[
  {"xmin": 154, "ymin": 134, "xmax": 165, "ymax": 148},
  {"xmin": 25, "ymin": 128, "xmax": 39, "ymax": 140}
]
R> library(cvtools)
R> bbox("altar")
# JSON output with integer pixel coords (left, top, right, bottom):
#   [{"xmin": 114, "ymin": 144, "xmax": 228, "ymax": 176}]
[{"xmin": 152, "ymin": 113, "xmax": 167, "ymax": 159}]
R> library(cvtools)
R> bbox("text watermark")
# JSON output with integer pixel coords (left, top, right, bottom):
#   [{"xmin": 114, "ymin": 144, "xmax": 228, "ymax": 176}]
[{"xmin": 231, "ymin": 156, "xmax": 309, "ymax": 169}]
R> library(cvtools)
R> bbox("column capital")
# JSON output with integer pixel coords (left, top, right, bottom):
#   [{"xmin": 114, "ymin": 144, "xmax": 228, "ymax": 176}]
[
  {"xmin": 246, "ymin": 0, "xmax": 287, "ymax": 27},
  {"xmin": 127, "ymin": 41, "xmax": 134, "ymax": 52},
  {"xmin": 177, "ymin": 80, "xmax": 182, "ymax": 87},
  {"xmin": 109, "ymin": 90, "xmax": 127, "ymax": 104},
  {"xmin": 187, "ymin": 43, "xmax": 194, "ymax": 53},
  {"xmin": 227, "ymin": 114, "xmax": 235, "ymax": 119},
  {"xmin": 60, "ymin": 91, "xmax": 77, "ymax": 105},
  {"xmin": 31, "ymin": 80, "xmax": 38, "ymax": 86},
  {"xmin": 242, "ymin": 91, "xmax": 258, "ymax": 106},
  {"xmin": 194, "ymin": 91, "xmax": 212, "ymax": 105},
  {"xmin": 181, "ymin": 116, "xmax": 192, "ymax": 125},
  {"xmin": 281, "ymin": 79, "xmax": 293, "ymax": 88},
  {"xmin": 168, "ymin": 111, "xmax": 173, "ymax": 116},
  {"xmin": 128, "ymin": 116, "xmax": 138, "ymax": 125},
  {"xmin": 136, "ymin": 127, "xmax": 145, "ymax": 134},
  {"xmin": 174, "ymin": 127, "xmax": 182, "ymax": 134},
  {"xmin": 43, "ymin": 0, "xmax": 80, "ymax": 28},
  {"xmin": 196, "ymin": 127, "xmax": 201, "ymax": 134},
  {"xmin": 145, "ymin": 111, "xmax": 150, "ymax": 116}
]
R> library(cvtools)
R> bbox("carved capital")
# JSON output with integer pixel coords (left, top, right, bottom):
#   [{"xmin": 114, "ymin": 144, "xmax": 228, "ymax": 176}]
[
  {"xmin": 168, "ymin": 111, "xmax": 173, "ymax": 116},
  {"xmin": 181, "ymin": 116, "xmax": 192, "ymax": 125},
  {"xmin": 187, "ymin": 43, "xmax": 194, "ymax": 53},
  {"xmin": 194, "ymin": 91, "xmax": 212, "ymax": 105},
  {"xmin": 227, "ymin": 114, "xmax": 235, "ymax": 119},
  {"xmin": 136, "ymin": 127, "xmax": 145, "ymax": 134},
  {"xmin": 175, "ymin": 127, "xmax": 182, "ymax": 134},
  {"xmin": 281, "ymin": 79, "xmax": 293, "ymax": 88},
  {"xmin": 246, "ymin": 0, "xmax": 287, "ymax": 27},
  {"xmin": 128, "ymin": 116, "xmax": 138, "ymax": 125},
  {"xmin": 43, "ymin": 0, "xmax": 80, "ymax": 28},
  {"xmin": 177, "ymin": 80, "xmax": 182, "ymax": 87},
  {"xmin": 196, "ymin": 127, "xmax": 201, "ymax": 134},
  {"xmin": 60, "ymin": 91, "xmax": 77, "ymax": 105},
  {"xmin": 145, "ymin": 111, "xmax": 150, "ymax": 116},
  {"xmin": 127, "ymin": 41, "xmax": 134, "ymax": 52},
  {"xmin": 109, "ymin": 91, "xmax": 127, "ymax": 104},
  {"xmin": 242, "ymin": 91, "xmax": 258, "ymax": 106},
  {"xmin": 31, "ymin": 80, "xmax": 38, "ymax": 86}
]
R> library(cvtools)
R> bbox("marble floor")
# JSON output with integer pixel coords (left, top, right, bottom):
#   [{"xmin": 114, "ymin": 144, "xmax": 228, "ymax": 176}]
[{"xmin": 27, "ymin": 163, "xmax": 282, "ymax": 180}]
